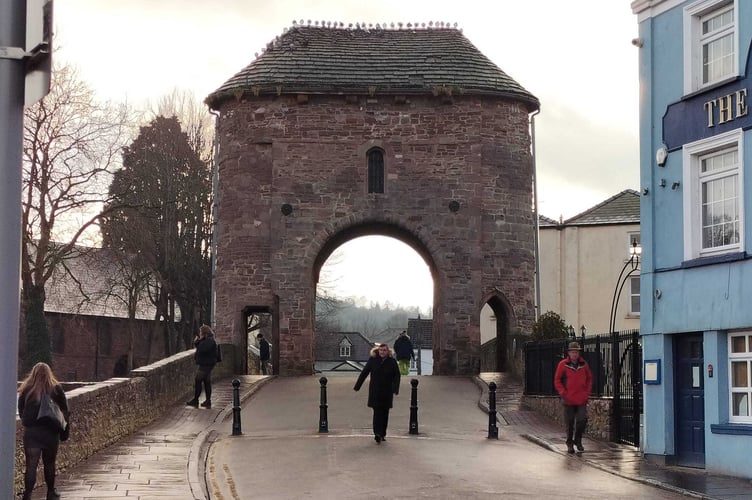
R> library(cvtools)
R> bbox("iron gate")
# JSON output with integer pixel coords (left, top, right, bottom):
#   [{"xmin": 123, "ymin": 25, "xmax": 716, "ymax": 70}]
[{"xmin": 524, "ymin": 329, "xmax": 642, "ymax": 446}]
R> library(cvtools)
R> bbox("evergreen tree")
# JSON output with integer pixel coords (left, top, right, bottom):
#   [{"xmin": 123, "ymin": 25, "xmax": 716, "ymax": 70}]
[{"xmin": 101, "ymin": 116, "xmax": 212, "ymax": 355}]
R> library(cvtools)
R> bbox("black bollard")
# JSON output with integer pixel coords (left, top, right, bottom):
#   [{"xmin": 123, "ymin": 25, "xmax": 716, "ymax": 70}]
[
  {"xmin": 487, "ymin": 381, "xmax": 498, "ymax": 439},
  {"xmin": 231, "ymin": 379, "xmax": 242, "ymax": 436},
  {"xmin": 409, "ymin": 379, "xmax": 419, "ymax": 435},
  {"xmin": 319, "ymin": 376, "xmax": 328, "ymax": 433}
]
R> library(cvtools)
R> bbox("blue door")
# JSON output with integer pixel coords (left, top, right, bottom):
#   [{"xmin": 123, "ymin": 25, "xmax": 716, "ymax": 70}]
[{"xmin": 674, "ymin": 334, "xmax": 705, "ymax": 468}]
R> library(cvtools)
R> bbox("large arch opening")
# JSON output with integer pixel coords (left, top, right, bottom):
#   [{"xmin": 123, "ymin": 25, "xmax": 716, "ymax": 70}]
[{"xmin": 312, "ymin": 223, "xmax": 436, "ymax": 375}]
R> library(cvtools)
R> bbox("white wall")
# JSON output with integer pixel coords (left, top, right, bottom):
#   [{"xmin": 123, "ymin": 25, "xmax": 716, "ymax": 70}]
[{"xmin": 539, "ymin": 223, "xmax": 640, "ymax": 334}]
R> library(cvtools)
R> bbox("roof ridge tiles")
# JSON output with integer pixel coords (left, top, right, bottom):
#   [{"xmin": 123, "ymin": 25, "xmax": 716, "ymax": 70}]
[{"xmin": 207, "ymin": 24, "xmax": 538, "ymax": 110}]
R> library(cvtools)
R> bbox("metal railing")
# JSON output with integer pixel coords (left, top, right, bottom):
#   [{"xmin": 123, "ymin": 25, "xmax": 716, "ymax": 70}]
[{"xmin": 524, "ymin": 329, "xmax": 642, "ymax": 446}]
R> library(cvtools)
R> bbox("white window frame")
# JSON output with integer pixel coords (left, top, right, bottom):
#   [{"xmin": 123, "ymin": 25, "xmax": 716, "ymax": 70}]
[
  {"xmin": 682, "ymin": 128, "xmax": 744, "ymax": 260},
  {"xmin": 628, "ymin": 276, "xmax": 641, "ymax": 316},
  {"xmin": 728, "ymin": 332, "xmax": 752, "ymax": 423},
  {"xmin": 628, "ymin": 231, "xmax": 641, "ymax": 249},
  {"xmin": 339, "ymin": 338, "xmax": 352, "ymax": 358},
  {"xmin": 683, "ymin": 0, "xmax": 738, "ymax": 95}
]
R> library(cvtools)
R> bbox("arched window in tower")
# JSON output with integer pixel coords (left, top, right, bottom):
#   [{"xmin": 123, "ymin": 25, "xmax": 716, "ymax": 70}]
[{"xmin": 367, "ymin": 148, "xmax": 385, "ymax": 194}]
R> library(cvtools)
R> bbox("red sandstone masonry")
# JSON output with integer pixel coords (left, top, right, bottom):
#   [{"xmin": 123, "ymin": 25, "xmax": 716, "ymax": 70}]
[{"xmin": 213, "ymin": 94, "xmax": 536, "ymax": 376}]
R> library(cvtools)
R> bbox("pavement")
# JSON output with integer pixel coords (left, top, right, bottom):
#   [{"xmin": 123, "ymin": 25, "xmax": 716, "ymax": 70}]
[{"xmin": 23, "ymin": 372, "xmax": 752, "ymax": 499}]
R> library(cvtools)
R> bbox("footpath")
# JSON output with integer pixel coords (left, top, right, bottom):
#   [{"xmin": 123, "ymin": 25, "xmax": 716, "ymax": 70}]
[{"xmin": 25, "ymin": 373, "xmax": 752, "ymax": 499}]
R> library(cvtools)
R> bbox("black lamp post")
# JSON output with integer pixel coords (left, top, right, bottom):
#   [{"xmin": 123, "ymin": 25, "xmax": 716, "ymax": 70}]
[
  {"xmin": 580, "ymin": 325, "xmax": 587, "ymax": 337},
  {"xmin": 609, "ymin": 241, "xmax": 641, "ymax": 334},
  {"xmin": 567, "ymin": 325, "xmax": 575, "ymax": 339}
]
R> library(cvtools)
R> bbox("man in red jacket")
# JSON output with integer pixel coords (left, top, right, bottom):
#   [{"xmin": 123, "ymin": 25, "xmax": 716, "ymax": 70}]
[{"xmin": 554, "ymin": 341, "xmax": 593, "ymax": 454}]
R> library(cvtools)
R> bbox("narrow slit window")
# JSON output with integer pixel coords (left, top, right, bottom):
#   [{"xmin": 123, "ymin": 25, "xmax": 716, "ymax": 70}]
[{"xmin": 367, "ymin": 148, "xmax": 385, "ymax": 194}]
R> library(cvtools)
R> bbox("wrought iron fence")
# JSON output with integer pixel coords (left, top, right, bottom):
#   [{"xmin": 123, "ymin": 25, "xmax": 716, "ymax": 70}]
[{"xmin": 524, "ymin": 329, "xmax": 642, "ymax": 446}]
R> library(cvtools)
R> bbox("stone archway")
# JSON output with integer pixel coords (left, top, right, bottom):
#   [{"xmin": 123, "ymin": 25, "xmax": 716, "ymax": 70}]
[
  {"xmin": 479, "ymin": 292, "xmax": 516, "ymax": 372},
  {"xmin": 207, "ymin": 25, "xmax": 539, "ymax": 376}
]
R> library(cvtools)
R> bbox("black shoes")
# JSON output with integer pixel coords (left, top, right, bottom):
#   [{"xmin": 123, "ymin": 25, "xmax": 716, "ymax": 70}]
[
  {"xmin": 374, "ymin": 435, "xmax": 381, "ymax": 443},
  {"xmin": 185, "ymin": 399, "xmax": 199, "ymax": 408},
  {"xmin": 567, "ymin": 443, "xmax": 575, "ymax": 454},
  {"xmin": 47, "ymin": 489, "xmax": 61, "ymax": 500},
  {"xmin": 575, "ymin": 442, "xmax": 585, "ymax": 452},
  {"xmin": 200, "ymin": 400, "xmax": 211, "ymax": 409}
]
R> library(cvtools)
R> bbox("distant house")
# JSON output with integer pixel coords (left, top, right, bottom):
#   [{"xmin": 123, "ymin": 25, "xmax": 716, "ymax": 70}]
[
  {"xmin": 314, "ymin": 331, "xmax": 373, "ymax": 373},
  {"xmin": 537, "ymin": 190, "xmax": 641, "ymax": 335},
  {"xmin": 21, "ymin": 246, "xmax": 165, "ymax": 381}
]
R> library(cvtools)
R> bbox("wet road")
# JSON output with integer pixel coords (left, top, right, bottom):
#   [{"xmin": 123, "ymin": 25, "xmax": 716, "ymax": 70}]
[{"xmin": 208, "ymin": 376, "xmax": 684, "ymax": 499}]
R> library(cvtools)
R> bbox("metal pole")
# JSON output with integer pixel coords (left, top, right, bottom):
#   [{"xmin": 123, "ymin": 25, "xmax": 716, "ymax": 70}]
[
  {"xmin": 487, "ymin": 382, "xmax": 498, "ymax": 439},
  {"xmin": 231, "ymin": 379, "xmax": 242, "ymax": 435},
  {"xmin": 409, "ymin": 379, "xmax": 419, "ymax": 434},
  {"xmin": 318, "ymin": 377, "xmax": 328, "ymax": 433},
  {"xmin": 0, "ymin": 0, "xmax": 26, "ymax": 496}
]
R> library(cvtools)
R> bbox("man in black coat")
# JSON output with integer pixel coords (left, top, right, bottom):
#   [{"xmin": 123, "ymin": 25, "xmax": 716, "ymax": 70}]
[
  {"xmin": 393, "ymin": 330, "xmax": 415, "ymax": 376},
  {"xmin": 354, "ymin": 344, "xmax": 400, "ymax": 443},
  {"xmin": 257, "ymin": 333, "xmax": 271, "ymax": 374}
]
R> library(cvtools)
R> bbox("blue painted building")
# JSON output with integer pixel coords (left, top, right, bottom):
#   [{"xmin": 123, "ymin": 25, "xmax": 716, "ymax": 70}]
[{"xmin": 633, "ymin": 0, "xmax": 752, "ymax": 477}]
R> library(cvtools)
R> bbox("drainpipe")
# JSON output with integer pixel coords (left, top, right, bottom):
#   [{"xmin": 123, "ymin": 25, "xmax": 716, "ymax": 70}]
[
  {"xmin": 209, "ymin": 109, "xmax": 220, "ymax": 327},
  {"xmin": 530, "ymin": 108, "xmax": 542, "ymax": 321}
]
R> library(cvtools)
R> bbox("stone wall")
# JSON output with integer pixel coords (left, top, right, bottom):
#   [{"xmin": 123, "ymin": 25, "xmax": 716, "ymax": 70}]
[
  {"xmin": 521, "ymin": 395, "xmax": 613, "ymax": 441},
  {"xmin": 18, "ymin": 313, "xmax": 170, "ymax": 382},
  {"xmin": 213, "ymin": 93, "xmax": 536, "ymax": 376},
  {"xmin": 480, "ymin": 334, "xmax": 527, "ymax": 380},
  {"xmin": 14, "ymin": 346, "xmax": 236, "ymax": 495}
]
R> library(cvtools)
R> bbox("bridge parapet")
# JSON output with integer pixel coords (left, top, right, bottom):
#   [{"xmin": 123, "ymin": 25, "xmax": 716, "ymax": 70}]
[{"xmin": 14, "ymin": 347, "xmax": 235, "ymax": 495}]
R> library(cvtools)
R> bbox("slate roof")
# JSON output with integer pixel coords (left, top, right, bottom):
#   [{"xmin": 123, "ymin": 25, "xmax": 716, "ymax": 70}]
[
  {"xmin": 562, "ymin": 189, "xmax": 641, "ymax": 226},
  {"xmin": 206, "ymin": 25, "xmax": 539, "ymax": 110},
  {"xmin": 369, "ymin": 327, "xmax": 405, "ymax": 346},
  {"xmin": 44, "ymin": 246, "xmax": 155, "ymax": 320},
  {"xmin": 314, "ymin": 331, "xmax": 373, "ymax": 361},
  {"xmin": 538, "ymin": 214, "xmax": 560, "ymax": 227}
]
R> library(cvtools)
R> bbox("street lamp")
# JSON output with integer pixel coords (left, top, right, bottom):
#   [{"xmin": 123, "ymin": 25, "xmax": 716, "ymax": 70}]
[
  {"xmin": 580, "ymin": 325, "xmax": 587, "ymax": 337},
  {"xmin": 609, "ymin": 241, "xmax": 641, "ymax": 333},
  {"xmin": 567, "ymin": 325, "xmax": 575, "ymax": 339}
]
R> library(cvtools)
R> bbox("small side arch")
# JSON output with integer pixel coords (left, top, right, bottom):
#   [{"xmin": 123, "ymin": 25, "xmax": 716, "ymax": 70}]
[{"xmin": 479, "ymin": 290, "xmax": 516, "ymax": 372}]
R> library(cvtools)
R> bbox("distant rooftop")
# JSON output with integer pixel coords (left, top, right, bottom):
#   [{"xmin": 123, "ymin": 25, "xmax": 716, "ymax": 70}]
[
  {"xmin": 539, "ymin": 189, "xmax": 640, "ymax": 227},
  {"xmin": 207, "ymin": 24, "xmax": 539, "ymax": 110},
  {"xmin": 565, "ymin": 189, "xmax": 640, "ymax": 226}
]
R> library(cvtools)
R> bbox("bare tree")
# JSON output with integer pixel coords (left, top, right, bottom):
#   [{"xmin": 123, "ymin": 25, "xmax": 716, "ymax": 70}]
[
  {"xmin": 21, "ymin": 63, "xmax": 132, "ymax": 368},
  {"xmin": 149, "ymin": 88, "xmax": 214, "ymax": 163}
]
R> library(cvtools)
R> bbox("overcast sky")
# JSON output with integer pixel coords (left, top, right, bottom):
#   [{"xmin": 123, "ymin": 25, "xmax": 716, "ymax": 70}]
[{"xmin": 53, "ymin": 0, "xmax": 640, "ymax": 311}]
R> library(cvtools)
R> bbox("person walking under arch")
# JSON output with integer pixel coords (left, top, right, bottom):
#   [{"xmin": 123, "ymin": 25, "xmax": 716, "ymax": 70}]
[
  {"xmin": 393, "ymin": 330, "xmax": 415, "ymax": 376},
  {"xmin": 257, "ymin": 333, "xmax": 271, "ymax": 374},
  {"xmin": 354, "ymin": 343, "xmax": 400, "ymax": 443},
  {"xmin": 18, "ymin": 362, "xmax": 70, "ymax": 500},
  {"xmin": 554, "ymin": 341, "xmax": 593, "ymax": 454}
]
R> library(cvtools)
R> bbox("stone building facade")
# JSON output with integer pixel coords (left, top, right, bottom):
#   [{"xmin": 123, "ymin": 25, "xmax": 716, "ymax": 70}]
[{"xmin": 206, "ymin": 25, "xmax": 540, "ymax": 376}]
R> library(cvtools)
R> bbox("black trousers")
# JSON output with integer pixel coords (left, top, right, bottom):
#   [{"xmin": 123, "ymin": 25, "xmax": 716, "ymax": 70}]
[
  {"xmin": 564, "ymin": 404, "xmax": 588, "ymax": 444},
  {"xmin": 372, "ymin": 406, "xmax": 390, "ymax": 437},
  {"xmin": 194, "ymin": 365, "xmax": 214, "ymax": 402},
  {"xmin": 23, "ymin": 428, "xmax": 59, "ymax": 496}
]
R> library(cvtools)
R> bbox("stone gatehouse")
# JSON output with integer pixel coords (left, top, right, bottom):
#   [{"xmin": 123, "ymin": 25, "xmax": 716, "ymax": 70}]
[{"xmin": 206, "ymin": 24, "xmax": 539, "ymax": 376}]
